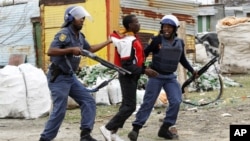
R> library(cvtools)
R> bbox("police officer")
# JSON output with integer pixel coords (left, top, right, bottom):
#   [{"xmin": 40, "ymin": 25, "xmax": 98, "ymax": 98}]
[
  {"xmin": 128, "ymin": 15, "xmax": 197, "ymax": 141},
  {"xmin": 39, "ymin": 5, "xmax": 112, "ymax": 141}
]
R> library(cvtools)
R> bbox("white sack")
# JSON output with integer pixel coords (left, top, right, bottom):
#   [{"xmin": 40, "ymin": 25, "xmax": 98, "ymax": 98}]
[
  {"xmin": 19, "ymin": 64, "xmax": 51, "ymax": 119},
  {"xmin": 136, "ymin": 89, "xmax": 145, "ymax": 105},
  {"xmin": 0, "ymin": 64, "xmax": 51, "ymax": 119},
  {"xmin": 0, "ymin": 65, "xmax": 26, "ymax": 118},
  {"xmin": 93, "ymin": 77, "xmax": 110, "ymax": 105},
  {"xmin": 216, "ymin": 21, "xmax": 250, "ymax": 74},
  {"xmin": 107, "ymin": 79, "xmax": 122, "ymax": 105},
  {"xmin": 195, "ymin": 44, "xmax": 209, "ymax": 64}
]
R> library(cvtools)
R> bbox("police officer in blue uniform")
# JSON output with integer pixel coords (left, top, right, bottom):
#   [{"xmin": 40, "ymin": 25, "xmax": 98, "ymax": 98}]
[
  {"xmin": 39, "ymin": 5, "xmax": 112, "ymax": 141},
  {"xmin": 128, "ymin": 15, "xmax": 197, "ymax": 141}
]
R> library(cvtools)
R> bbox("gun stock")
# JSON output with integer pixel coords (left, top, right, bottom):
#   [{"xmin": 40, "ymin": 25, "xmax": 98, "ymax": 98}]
[
  {"xmin": 81, "ymin": 49, "xmax": 131, "ymax": 75},
  {"xmin": 181, "ymin": 56, "xmax": 218, "ymax": 93}
]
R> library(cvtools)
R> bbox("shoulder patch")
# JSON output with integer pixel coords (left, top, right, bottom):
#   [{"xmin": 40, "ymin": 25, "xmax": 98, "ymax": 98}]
[{"xmin": 59, "ymin": 33, "xmax": 67, "ymax": 42}]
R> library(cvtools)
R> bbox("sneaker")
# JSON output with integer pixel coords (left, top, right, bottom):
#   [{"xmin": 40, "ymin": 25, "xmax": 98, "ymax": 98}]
[
  {"xmin": 111, "ymin": 134, "xmax": 124, "ymax": 141},
  {"xmin": 100, "ymin": 125, "xmax": 112, "ymax": 141},
  {"xmin": 128, "ymin": 130, "xmax": 138, "ymax": 141},
  {"xmin": 80, "ymin": 134, "xmax": 97, "ymax": 141}
]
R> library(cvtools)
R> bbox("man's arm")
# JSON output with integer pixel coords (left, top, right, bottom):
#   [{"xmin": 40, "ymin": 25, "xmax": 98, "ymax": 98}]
[
  {"xmin": 89, "ymin": 40, "xmax": 112, "ymax": 53},
  {"xmin": 47, "ymin": 47, "xmax": 82, "ymax": 56}
]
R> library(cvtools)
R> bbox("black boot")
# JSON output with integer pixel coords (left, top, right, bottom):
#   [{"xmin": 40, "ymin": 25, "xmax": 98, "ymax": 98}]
[
  {"xmin": 80, "ymin": 129, "xmax": 97, "ymax": 141},
  {"xmin": 39, "ymin": 137, "xmax": 50, "ymax": 141},
  {"xmin": 158, "ymin": 123, "xmax": 177, "ymax": 139},
  {"xmin": 80, "ymin": 134, "xmax": 97, "ymax": 141},
  {"xmin": 128, "ymin": 124, "xmax": 141, "ymax": 141},
  {"xmin": 128, "ymin": 130, "xmax": 139, "ymax": 141}
]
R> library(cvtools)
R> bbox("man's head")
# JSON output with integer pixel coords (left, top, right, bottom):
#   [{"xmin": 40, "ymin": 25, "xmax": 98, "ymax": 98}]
[
  {"xmin": 62, "ymin": 5, "xmax": 92, "ymax": 30},
  {"xmin": 159, "ymin": 15, "xmax": 179, "ymax": 39},
  {"xmin": 122, "ymin": 14, "xmax": 140, "ymax": 34}
]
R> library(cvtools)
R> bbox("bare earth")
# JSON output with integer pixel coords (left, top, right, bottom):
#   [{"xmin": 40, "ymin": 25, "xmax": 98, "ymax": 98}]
[{"xmin": 1, "ymin": 102, "xmax": 250, "ymax": 141}]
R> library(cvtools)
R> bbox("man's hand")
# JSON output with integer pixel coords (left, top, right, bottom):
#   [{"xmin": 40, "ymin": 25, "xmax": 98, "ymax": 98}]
[
  {"xmin": 192, "ymin": 70, "xmax": 199, "ymax": 79},
  {"xmin": 144, "ymin": 68, "xmax": 159, "ymax": 77},
  {"xmin": 71, "ymin": 47, "xmax": 82, "ymax": 55}
]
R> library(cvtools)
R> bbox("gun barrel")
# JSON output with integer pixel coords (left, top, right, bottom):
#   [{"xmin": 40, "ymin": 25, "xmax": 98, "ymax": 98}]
[
  {"xmin": 198, "ymin": 56, "xmax": 218, "ymax": 75},
  {"xmin": 81, "ymin": 49, "xmax": 131, "ymax": 75}
]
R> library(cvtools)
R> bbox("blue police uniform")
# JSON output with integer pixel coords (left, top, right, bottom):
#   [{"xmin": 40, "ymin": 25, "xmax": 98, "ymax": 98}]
[
  {"xmin": 132, "ymin": 34, "xmax": 194, "ymax": 128},
  {"xmin": 40, "ymin": 26, "xmax": 96, "ymax": 140}
]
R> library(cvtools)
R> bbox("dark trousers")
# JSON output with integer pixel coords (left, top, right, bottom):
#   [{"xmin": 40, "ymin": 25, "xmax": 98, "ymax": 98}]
[
  {"xmin": 40, "ymin": 71, "xmax": 96, "ymax": 140},
  {"xmin": 106, "ymin": 73, "xmax": 140, "ymax": 130},
  {"xmin": 132, "ymin": 74, "xmax": 182, "ymax": 127}
]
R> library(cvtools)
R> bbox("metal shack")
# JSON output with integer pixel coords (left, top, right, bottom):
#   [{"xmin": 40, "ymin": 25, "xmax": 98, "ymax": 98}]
[
  {"xmin": 0, "ymin": 0, "xmax": 40, "ymax": 68},
  {"xmin": 118, "ymin": 0, "xmax": 199, "ymax": 52},
  {"xmin": 0, "ymin": 0, "xmax": 199, "ymax": 70}
]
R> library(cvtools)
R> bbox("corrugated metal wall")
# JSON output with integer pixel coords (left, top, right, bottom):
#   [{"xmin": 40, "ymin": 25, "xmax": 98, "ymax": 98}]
[
  {"xmin": 119, "ymin": 0, "xmax": 199, "ymax": 51},
  {"xmin": 120, "ymin": 0, "xmax": 199, "ymax": 35},
  {"xmin": 0, "ymin": 0, "xmax": 40, "ymax": 67},
  {"xmin": 42, "ymin": 0, "xmax": 108, "ymax": 69}
]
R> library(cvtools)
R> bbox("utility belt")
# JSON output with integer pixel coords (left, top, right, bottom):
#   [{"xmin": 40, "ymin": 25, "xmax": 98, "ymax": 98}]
[{"xmin": 49, "ymin": 63, "xmax": 73, "ymax": 82}]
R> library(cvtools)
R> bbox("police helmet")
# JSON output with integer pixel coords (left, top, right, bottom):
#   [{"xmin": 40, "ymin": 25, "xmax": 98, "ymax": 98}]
[
  {"xmin": 62, "ymin": 6, "xmax": 92, "ymax": 27},
  {"xmin": 160, "ymin": 15, "xmax": 179, "ymax": 27}
]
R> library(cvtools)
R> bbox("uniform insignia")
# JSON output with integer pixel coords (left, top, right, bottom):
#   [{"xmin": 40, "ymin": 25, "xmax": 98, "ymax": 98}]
[{"xmin": 59, "ymin": 34, "xmax": 67, "ymax": 42}]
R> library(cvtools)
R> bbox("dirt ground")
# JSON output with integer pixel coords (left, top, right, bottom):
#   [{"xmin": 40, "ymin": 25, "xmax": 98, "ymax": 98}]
[
  {"xmin": 1, "ymin": 102, "xmax": 250, "ymax": 141},
  {"xmin": 1, "ymin": 74, "xmax": 250, "ymax": 141}
]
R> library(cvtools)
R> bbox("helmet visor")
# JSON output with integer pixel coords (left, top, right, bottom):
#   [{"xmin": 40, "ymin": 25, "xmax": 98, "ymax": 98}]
[
  {"xmin": 161, "ymin": 19, "xmax": 177, "ymax": 27},
  {"xmin": 70, "ymin": 6, "xmax": 92, "ymax": 21}
]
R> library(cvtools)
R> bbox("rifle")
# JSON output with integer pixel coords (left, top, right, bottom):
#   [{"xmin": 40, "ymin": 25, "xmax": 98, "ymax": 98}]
[
  {"xmin": 181, "ymin": 56, "xmax": 218, "ymax": 93},
  {"xmin": 81, "ymin": 49, "xmax": 131, "ymax": 75}
]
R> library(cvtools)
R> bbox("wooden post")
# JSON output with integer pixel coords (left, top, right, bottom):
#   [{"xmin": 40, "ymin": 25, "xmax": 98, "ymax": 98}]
[{"xmin": 177, "ymin": 21, "xmax": 188, "ymax": 99}]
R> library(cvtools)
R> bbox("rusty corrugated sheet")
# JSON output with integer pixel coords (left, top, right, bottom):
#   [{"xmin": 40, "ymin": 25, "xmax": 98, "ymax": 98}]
[
  {"xmin": 120, "ymin": 0, "xmax": 199, "ymax": 35},
  {"xmin": 118, "ymin": 0, "xmax": 199, "ymax": 51}
]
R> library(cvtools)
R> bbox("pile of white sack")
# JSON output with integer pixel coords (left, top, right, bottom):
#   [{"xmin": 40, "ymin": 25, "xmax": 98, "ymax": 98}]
[
  {"xmin": 216, "ymin": 17, "xmax": 250, "ymax": 74},
  {"xmin": 0, "ymin": 64, "xmax": 51, "ymax": 119}
]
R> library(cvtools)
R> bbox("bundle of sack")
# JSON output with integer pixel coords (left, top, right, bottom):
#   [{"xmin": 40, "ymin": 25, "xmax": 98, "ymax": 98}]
[
  {"xmin": 216, "ymin": 16, "xmax": 250, "ymax": 74},
  {"xmin": 0, "ymin": 64, "xmax": 51, "ymax": 119}
]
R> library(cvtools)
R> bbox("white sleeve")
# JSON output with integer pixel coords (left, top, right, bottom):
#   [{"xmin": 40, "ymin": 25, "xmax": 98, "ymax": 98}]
[
  {"xmin": 111, "ymin": 36, "xmax": 135, "ymax": 59},
  {"xmin": 116, "ymin": 40, "xmax": 132, "ymax": 59}
]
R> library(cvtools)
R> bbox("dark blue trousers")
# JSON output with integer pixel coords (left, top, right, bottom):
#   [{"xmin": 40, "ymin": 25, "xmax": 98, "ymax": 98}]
[
  {"xmin": 133, "ymin": 74, "xmax": 182, "ymax": 127},
  {"xmin": 40, "ymin": 72, "xmax": 96, "ymax": 140}
]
